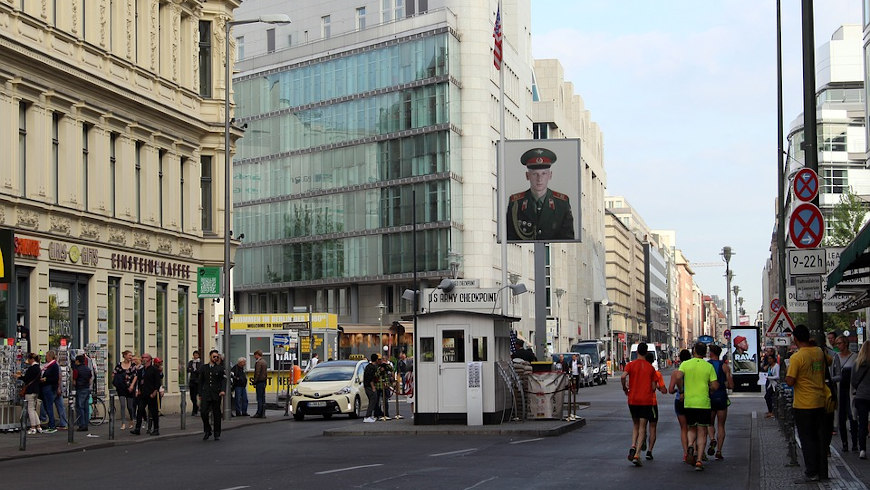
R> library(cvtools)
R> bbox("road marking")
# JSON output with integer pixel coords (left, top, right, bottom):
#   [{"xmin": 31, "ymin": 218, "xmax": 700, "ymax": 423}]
[
  {"xmin": 510, "ymin": 438, "xmax": 544, "ymax": 445},
  {"xmin": 315, "ymin": 464, "xmax": 384, "ymax": 475},
  {"xmin": 430, "ymin": 448, "xmax": 478, "ymax": 457},
  {"xmin": 218, "ymin": 487, "xmax": 250, "ymax": 490},
  {"xmin": 464, "ymin": 476, "xmax": 497, "ymax": 489}
]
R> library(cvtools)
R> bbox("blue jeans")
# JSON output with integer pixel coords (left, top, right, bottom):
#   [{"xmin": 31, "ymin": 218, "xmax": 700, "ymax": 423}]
[
  {"xmin": 255, "ymin": 381, "xmax": 266, "ymax": 415},
  {"xmin": 234, "ymin": 386, "xmax": 248, "ymax": 415},
  {"xmin": 41, "ymin": 385, "xmax": 57, "ymax": 429},
  {"xmin": 76, "ymin": 388, "xmax": 90, "ymax": 429},
  {"xmin": 54, "ymin": 391, "xmax": 68, "ymax": 428}
]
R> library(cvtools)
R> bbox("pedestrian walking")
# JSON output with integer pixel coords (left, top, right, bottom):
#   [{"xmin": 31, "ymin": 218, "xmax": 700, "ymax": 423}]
[
  {"xmin": 39, "ymin": 350, "xmax": 66, "ymax": 433},
  {"xmin": 72, "ymin": 354, "xmax": 93, "ymax": 431},
  {"xmin": 851, "ymin": 341, "xmax": 870, "ymax": 459},
  {"xmin": 130, "ymin": 353, "xmax": 161, "ymax": 436},
  {"xmin": 831, "ymin": 335, "xmax": 858, "ymax": 452},
  {"xmin": 707, "ymin": 344, "xmax": 733, "ymax": 460},
  {"xmin": 187, "ymin": 350, "xmax": 202, "ymax": 416},
  {"xmin": 17, "ymin": 353, "xmax": 42, "ymax": 434},
  {"xmin": 643, "ymin": 352, "xmax": 667, "ymax": 461},
  {"xmin": 621, "ymin": 342, "xmax": 657, "ymax": 467},
  {"xmin": 231, "ymin": 357, "xmax": 249, "ymax": 417},
  {"xmin": 680, "ymin": 342, "xmax": 719, "ymax": 472},
  {"xmin": 251, "ymin": 350, "xmax": 267, "ymax": 418},
  {"xmin": 785, "ymin": 324, "xmax": 832, "ymax": 483},
  {"xmin": 669, "ymin": 349, "xmax": 693, "ymax": 461},
  {"xmin": 112, "ymin": 350, "xmax": 138, "ymax": 429},
  {"xmin": 763, "ymin": 355, "xmax": 780, "ymax": 418},
  {"xmin": 199, "ymin": 349, "xmax": 226, "ymax": 441},
  {"xmin": 362, "ymin": 354, "xmax": 380, "ymax": 423},
  {"xmin": 304, "ymin": 352, "xmax": 319, "ymax": 374}
]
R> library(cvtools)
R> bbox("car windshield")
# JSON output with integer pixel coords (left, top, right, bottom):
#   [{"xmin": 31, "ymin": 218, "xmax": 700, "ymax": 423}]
[{"xmin": 304, "ymin": 364, "xmax": 356, "ymax": 382}]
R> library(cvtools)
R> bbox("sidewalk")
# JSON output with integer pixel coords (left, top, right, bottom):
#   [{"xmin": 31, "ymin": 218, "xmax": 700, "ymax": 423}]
[{"xmin": 0, "ymin": 407, "xmax": 289, "ymax": 462}]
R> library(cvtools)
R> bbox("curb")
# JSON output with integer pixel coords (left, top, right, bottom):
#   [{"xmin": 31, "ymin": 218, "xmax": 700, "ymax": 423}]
[{"xmin": 322, "ymin": 417, "xmax": 586, "ymax": 437}]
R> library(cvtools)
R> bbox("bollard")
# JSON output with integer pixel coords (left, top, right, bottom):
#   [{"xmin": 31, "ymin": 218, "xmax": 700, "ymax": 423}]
[
  {"xmin": 109, "ymin": 392, "xmax": 115, "ymax": 440},
  {"xmin": 68, "ymin": 392, "xmax": 75, "ymax": 443},
  {"xmin": 19, "ymin": 398, "xmax": 28, "ymax": 451},
  {"xmin": 179, "ymin": 386, "xmax": 187, "ymax": 430}
]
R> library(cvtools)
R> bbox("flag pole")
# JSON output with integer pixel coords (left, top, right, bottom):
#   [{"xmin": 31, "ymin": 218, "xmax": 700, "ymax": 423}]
[{"xmin": 496, "ymin": 0, "xmax": 508, "ymax": 317}]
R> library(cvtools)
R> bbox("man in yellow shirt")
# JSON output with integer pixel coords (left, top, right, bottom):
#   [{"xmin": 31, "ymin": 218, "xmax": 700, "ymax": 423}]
[{"xmin": 785, "ymin": 324, "xmax": 832, "ymax": 484}]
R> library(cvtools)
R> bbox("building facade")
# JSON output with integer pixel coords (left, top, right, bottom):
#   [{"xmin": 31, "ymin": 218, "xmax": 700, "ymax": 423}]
[
  {"xmin": 230, "ymin": 0, "xmax": 607, "ymax": 356},
  {"xmin": 0, "ymin": 0, "xmax": 239, "ymax": 404},
  {"xmin": 604, "ymin": 209, "xmax": 646, "ymax": 364}
]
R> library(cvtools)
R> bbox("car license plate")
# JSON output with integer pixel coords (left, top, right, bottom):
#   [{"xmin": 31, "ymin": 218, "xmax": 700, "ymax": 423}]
[{"xmin": 308, "ymin": 401, "xmax": 327, "ymax": 407}]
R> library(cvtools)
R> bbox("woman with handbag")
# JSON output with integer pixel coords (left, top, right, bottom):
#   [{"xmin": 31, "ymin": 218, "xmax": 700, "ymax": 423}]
[
  {"xmin": 17, "ymin": 353, "xmax": 42, "ymax": 434},
  {"xmin": 851, "ymin": 341, "xmax": 870, "ymax": 459},
  {"xmin": 112, "ymin": 350, "xmax": 138, "ymax": 430}
]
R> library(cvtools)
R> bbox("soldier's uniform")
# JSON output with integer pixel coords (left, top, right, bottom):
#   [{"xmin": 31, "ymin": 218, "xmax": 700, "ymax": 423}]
[{"xmin": 506, "ymin": 147, "xmax": 575, "ymax": 240}]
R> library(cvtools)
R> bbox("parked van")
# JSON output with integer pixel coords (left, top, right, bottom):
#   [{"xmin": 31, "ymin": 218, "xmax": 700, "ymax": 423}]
[
  {"xmin": 570, "ymin": 340, "xmax": 608, "ymax": 384},
  {"xmin": 629, "ymin": 343, "xmax": 661, "ymax": 371}
]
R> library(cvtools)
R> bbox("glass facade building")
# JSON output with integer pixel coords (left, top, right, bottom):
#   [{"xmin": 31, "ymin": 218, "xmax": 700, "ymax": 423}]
[{"xmin": 233, "ymin": 29, "xmax": 462, "ymax": 291}]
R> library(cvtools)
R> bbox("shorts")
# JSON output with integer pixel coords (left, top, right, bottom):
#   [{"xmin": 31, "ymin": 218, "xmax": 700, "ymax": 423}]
[
  {"xmin": 710, "ymin": 397, "xmax": 730, "ymax": 411},
  {"xmin": 684, "ymin": 408, "xmax": 712, "ymax": 427},
  {"xmin": 629, "ymin": 404, "xmax": 656, "ymax": 421},
  {"xmin": 674, "ymin": 398, "xmax": 684, "ymax": 416}
]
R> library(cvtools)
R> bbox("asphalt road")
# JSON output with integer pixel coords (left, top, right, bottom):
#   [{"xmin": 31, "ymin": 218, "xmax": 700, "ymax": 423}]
[{"xmin": 0, "ymin": 371, "xmax": 766, "ymax": 489}]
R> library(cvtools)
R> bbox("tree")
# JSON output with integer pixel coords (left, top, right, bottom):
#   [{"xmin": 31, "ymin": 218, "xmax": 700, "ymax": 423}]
[{"xmin": 825, "ymin": 188, "xmax": 868, "ymax": 247}]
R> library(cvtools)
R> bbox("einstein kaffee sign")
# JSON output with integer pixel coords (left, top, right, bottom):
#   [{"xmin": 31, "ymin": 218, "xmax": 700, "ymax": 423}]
[{"xmin": 423, "ymin": 288, "xmax": 503, "ymax": 314}]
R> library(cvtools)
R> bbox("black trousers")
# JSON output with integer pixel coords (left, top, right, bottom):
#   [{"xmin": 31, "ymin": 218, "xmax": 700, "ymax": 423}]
[
  {"xmin": 201, "ymin": 397, "xmax": 222, "ymax": 436},
  {"xmin": 189, "ymin": 383, "xmax": 199, "ymax": 413},
  {"xmin": 135, "ymin": 396, "xmax": 159, "ymax": 431},
  {"xmin": 793, "ymin": 407, "xmax": 829, "ymax": 478}
]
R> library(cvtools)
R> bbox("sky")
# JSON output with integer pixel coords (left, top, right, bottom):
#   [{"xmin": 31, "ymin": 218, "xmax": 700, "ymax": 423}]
[{"xmin": 530, "ymin": 0, "xmax": 862, "ymax": 321}]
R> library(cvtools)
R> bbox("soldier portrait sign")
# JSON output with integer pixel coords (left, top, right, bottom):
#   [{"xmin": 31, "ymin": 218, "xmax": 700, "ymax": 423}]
[{"xmin": 502, "ymin": 139, "xmax": 581, "ymax": 243}]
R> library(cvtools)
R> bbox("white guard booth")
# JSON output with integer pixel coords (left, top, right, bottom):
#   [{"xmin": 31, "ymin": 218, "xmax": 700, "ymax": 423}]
[{"xmin": 413, "ymin": 310, "xmax": 518, "ymax": 425}]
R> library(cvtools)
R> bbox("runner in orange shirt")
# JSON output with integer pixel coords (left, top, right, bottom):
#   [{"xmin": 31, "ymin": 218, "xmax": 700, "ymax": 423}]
[{"xmin": 621, "ymin": 343, "xmax": 658, "ymax": 466}]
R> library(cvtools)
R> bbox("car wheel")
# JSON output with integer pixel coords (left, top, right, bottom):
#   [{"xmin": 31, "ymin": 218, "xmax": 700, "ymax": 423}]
[
  {"xmin": 293, "ymin": 412, "xmax": 304, "ymax": 421},
  {"xmin": 349, "ymin": 397, "xmax": 361, "ymax": 419}
]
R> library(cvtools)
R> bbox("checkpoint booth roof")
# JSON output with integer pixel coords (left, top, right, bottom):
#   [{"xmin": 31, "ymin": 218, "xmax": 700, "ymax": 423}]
[
  {"xmin": 827, "ymin": 219, "xmax": 870, "ymax": 311},
  {"xmin": 407, "ymin": 309, "xmax": 520, "ymax": 425}
]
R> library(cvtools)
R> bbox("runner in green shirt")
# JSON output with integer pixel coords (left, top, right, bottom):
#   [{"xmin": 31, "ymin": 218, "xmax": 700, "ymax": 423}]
[{"xmin": 678, "ymin": 342, "xmax": 719, "ymax": 471}]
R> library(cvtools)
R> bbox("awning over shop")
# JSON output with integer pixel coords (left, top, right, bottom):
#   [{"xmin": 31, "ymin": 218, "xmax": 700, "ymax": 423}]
[{"xmin": 827, "ymin": 220, "xmax": 870, "ymax": 290}]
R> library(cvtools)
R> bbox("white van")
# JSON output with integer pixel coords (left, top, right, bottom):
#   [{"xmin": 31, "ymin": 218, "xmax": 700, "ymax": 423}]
[{"xmin": 629, "ymin": 343, "xmax": 660, "ymax": 371}]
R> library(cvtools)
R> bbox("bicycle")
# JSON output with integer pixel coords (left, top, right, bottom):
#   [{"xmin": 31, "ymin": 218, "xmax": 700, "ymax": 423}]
[{"xmin": 73, "ymin": 395, "xmax": 108, "ymax": 427}]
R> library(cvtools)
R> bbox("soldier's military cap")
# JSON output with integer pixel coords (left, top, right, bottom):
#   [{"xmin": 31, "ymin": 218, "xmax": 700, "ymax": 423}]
[{"xmin": 520, "ymin": 148, "xmax": 557, "ymax": 170}]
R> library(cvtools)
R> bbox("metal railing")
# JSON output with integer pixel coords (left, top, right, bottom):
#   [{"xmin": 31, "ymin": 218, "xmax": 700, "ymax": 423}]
[{"xmin": 775, "ymin": 383, "xmax": 800, "ymax": 466}]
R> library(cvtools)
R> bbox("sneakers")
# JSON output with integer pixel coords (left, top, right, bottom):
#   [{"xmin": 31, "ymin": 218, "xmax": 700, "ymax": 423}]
[
  {"xmin": 44, "ymin": 428, "xmax": 57, "ymax": 434},
  {"xmin": 627, "ymin": 446, "xmax": 637, "ymax": 462},
  {"xmin": 645, "ymin": 451, "xmax": 653, "ymax": 460},
  {"xmin": 26, "ymin": 428, "xmax": 36, "ymax": 435},
  {"xmin": 363, "ymin": 417, "xmax": 376, "ymax": 423},
  {"xmin": 715, "ymin": 452, "xmax": 724, "ymax": 461},
  {"xmin": 632, "ymin": 456, "xmax": 643, "ymax": 467},
  {"xmin": 694, "ymin": 461, "xmax": 704, "ymax": 472},
  {"xmin": 707, "ymin": 439, "xmax": 717, "ymax": 456},
  {"xmin": 686, "ymin": 446, "xmax": 696, "ymax": 466},
  {"xmin": 860, "ymin": 450, "xmax": 867, "ymax": 460}
]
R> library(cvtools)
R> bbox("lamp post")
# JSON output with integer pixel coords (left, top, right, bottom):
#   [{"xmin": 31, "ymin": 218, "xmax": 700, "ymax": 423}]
[
  {"xmin": 733, "ymin": 285, "xmax": 741, "ymax": 326},
  {"xmin": 554, "ymin": 288, "xmax": 565, "ymax": 351},
  {"xmin": 377, "ymin": 301, "xmax": 386, "ymax": 356},
  {"xmin": 584, "ymin": 298, "xmax": 592, "ymax": 342},
  {"xmin": 223, "ymin": 14, "xmax": 290, "ymax": 420},
  {"xmin": 722, "ymin": 246, "xmax": 734, "ymax": 363}
]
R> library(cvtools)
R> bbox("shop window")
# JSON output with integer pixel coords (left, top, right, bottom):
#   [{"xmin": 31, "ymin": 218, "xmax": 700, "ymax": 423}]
[
  {"xmin": 250, "ymin": 336, "xmax": 272, "ymax": 367},
  {"xmin": 178, "ymin": 287, "xmax": 188, "ymax": 386},
  {"xmin": 472, "ymin": 337, "xmax": 487, "ymax": 362}
]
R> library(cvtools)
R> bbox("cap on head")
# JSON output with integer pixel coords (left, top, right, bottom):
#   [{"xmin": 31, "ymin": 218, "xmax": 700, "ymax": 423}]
[
  {"xmin": 521, "ymin": 148, "xmax": 557, "ymax": 170},
  {"xmin": 733, "ymin": 336, "xmax": 747, "ymax": 345}
]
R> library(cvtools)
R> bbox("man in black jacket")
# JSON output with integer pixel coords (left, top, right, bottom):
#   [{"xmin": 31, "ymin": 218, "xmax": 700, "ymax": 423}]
[
  {"xmin": 199, "ymin": 349, "xmax": 227, "ymax": 440},
  {"xmin": 362, "ymin": 354, "xmax": 380, "ymax": 423},
  {"xmin": 130, "ymin": 353, "xmax": 161, "ymax": 436}
]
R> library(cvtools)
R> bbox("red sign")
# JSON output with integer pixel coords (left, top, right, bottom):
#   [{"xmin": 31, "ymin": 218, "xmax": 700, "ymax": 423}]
[
  {"xmin": 789, "ymin": 203, "xmax": 824, "ymax": 249},
  {"xmin": 14, "ymin": 237, "xmax": 40, "ymax": 258},
  {"xmin": 767, "ymin": 308, "xmax": 795, "ymax": 337},
  {"xmin": 792, "ymin": 168, "xmax": 819, "ymax": 202},
  {"xmin": 770, "ymin": 298, "xmax": 781, "ymax": 313}
]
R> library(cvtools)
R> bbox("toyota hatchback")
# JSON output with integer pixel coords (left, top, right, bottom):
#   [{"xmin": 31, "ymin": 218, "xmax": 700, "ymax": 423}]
[{"xmin": 290, "ymin": 359, "xmax": 369, "ymax": 420}]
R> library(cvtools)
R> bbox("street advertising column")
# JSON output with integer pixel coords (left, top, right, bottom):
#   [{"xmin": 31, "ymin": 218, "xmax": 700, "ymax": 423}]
[{"xmin": 730, "ymin": 327, "xmax": 760, "ymax": 392}]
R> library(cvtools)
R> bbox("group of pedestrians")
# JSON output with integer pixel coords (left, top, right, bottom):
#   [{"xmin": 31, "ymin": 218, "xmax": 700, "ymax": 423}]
[
  {"xmin": 622, "ymin": 341, "xmax": 730, "ymax": 472},
  {"xmin": 112, "ymin": 350, "xmax": 164, "ymax": 436},
  {"xmin": 362, "ymin": 353, "xmax": 400, "ymax": 423},
  {"xmin": 16, "ymin": 350, "xmax": 97, "ymax": 435}
]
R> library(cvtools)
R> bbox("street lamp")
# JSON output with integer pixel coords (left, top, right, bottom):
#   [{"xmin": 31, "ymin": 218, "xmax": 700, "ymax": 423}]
[
  {"xmin": 223, "ymin": 13, "xmax": 291, "ymax": 420},
  {"xmin": 732, "ymin": 285, "xmax": 741, "ymax": 326},
  {"xmin": 721, "ymin": 246, "xmax": 734, "ymax": 363},
  {"xmin": 584, "ymin": 298, "xmax": 592, "ymax": 341},
  {"xmin": 554, "ymin": 288, "xmax": 566, "ymax": 351},
  {"xmin": 377, "ymin": 301, "xmax": 386, "ymax": 355}
]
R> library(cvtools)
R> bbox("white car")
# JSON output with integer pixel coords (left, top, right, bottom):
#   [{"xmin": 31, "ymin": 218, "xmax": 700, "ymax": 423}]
[{"xmin": 290, "ymin": 359, "xmax": 370, "ymax": 420}]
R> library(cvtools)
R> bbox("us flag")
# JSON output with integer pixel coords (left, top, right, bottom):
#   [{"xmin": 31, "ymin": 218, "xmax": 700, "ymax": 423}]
[{"xmin": 493, "ymin": 6, "xmax": 503, "ymax": 70}]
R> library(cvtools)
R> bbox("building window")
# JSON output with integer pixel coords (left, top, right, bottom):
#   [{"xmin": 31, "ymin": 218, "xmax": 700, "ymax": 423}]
[
  {"xmin": 134, "ymin": 280, "xmax": 145, "ymax": 355},
  {"xmin": 821, "ymin": 124, "xmax": 847, "ymax": 152},
  {"xmin": 533, "ymin": 122, "xmax": 549, "ymax": 140},
  {"xmin": 108, "ymin": 277, "xmax": 120, "ymax": 368},
  {"xmin": 180, "ymin": 158, "xmax": 186, "ymax": 231},
  {"xmin": 156, "ymin": 283, "xmax": 167, "ymax": 382},
  {"xmin": 109, "ymin": 133, "xmax": 117, "ymax": 217},
  {"xmin": 321, "ymin": 15, "xmax": 331, "ymax": 39},
  {"xmin": 382, "ymin": 0, "xmax": 404, "ymax": 22},
  {"xmin": 135, "ymin": 142, "xmax": 143, "ymax": 223},
  {"xmin": 82, "ymin": 123, "xmax": 90, "ymax": 211},
  {"xmin": 407, "ymin": 0, "xmax": 428, "ymax": 16},
  {"xmin": 51, "ymin": 112, "xmax": 59, "ymax": 202},
  {"xmin": 198, "ymin": 20, "xmax": 212, "ymax": 97},
  {"xmin": 19, "ymin": 102, "xmax": 27, "ymax": 197},
  {"xmin": 158, "ymin": 149, "xmax": 165, "ymax": 226},
  {"xmin": 356, "ymin": 7, "xmax": 366, "ymax": 30},
  {"xmin": 236, "ymin": 35, "xmax": 245, "ymax": 60},
  {"xmin": 201, "ymin": 156, "xmax": 213, "ymax": 232},
  {"xmin": 177, "ymin": 286, "xmax": 189, "ymax": 386},
  {"xmin": 823, "ymin": 168, "xmax": 848, "ymax": 194},
  {"xmin": 267, "ymin": 28, "xmax": 276, "ymax": 53}
]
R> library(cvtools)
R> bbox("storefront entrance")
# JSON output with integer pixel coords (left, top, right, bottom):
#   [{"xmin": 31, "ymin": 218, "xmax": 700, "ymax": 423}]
[{"xmin": 48, "ymin": 272, "xmax": 89, "ymax": 351}]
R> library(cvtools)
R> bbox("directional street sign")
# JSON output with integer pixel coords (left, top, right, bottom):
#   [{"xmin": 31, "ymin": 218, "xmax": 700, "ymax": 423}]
[
  {"xmin": 789, "ymin": 203, "xmax": 824, "ymax": 249},
  {"xmin": 792, "ymin": 168, "xmax": 819, "ymax": 202},
  {"xmin": 766, "ymin": 307, "xmax": 795, "ymax": 338}
]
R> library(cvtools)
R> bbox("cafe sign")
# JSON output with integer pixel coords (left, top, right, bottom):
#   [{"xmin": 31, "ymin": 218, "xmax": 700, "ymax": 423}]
[{"xmin": 48, "ymin": 242, "xmax": 99, "ymax": 266}]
